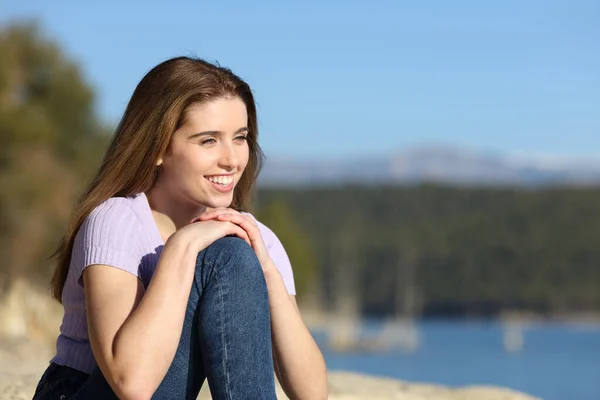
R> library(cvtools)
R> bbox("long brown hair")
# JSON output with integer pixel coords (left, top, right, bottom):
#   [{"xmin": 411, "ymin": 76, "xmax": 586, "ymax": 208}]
[{"xmin": 50, "ymin": 56, "xmax": 264, "ymax": 302}]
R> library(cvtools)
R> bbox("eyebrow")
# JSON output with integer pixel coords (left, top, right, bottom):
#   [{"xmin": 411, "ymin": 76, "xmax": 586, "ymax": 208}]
[{"xmin": 188, "ymin": 127, "xmax": 249, "ymax": 140}]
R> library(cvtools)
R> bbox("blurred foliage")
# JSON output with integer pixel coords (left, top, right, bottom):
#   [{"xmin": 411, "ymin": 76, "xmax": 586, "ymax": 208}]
[
  {"xmin": 254, "ymin": 199, "xmax": 317, "ymax": 297},
  {"xmin": 0, "ymin": 21, "xmax": 110, "ymax": 287},
  {"xmin": 257, "ymin": 185, "xmax": 600, "ymax": 317}
]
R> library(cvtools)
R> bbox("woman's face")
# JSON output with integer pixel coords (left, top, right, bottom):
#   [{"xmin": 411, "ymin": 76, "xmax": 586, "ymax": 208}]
[{"xmin": 157, "ymin": 97, "xmax": 250, "ymax": 209}]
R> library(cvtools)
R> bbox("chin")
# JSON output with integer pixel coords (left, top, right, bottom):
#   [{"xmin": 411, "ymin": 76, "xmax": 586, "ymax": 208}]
[{"xmin": 203, "ymin": 194, "xmax": 234, "ymax": 209}]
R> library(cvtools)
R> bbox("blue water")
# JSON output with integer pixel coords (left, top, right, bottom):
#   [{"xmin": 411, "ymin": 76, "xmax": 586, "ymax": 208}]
[{"xmin": 312, "ymin": 320, "xmax": 600, "ymax": 400}]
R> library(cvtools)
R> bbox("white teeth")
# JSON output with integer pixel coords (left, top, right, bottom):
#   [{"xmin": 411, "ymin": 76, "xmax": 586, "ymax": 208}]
[{"xmin": 207, "ymin": 175, "xmax": 233, "ymax": 185}]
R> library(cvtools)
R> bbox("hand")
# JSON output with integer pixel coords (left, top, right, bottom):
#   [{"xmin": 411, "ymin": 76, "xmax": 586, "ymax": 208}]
[
  {"xmin": 194, "ymin": 208, "xmax": 273, "ymax": 271},
  {"xmin": 172, "ymin": 219, "xmax": 251, "ymax": 253}
]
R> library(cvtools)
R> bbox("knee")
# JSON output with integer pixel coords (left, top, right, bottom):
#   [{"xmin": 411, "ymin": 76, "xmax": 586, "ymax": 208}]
[
  {"xmin": 200, "ymin": 236, "xmax": 264, "ymax": 282},
  {"xmin": 209, "ymin": 236, "xmax": 257, "ymax": 261}
]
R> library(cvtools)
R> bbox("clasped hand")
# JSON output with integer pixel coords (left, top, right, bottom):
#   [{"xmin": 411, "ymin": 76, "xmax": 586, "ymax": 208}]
[{"xmin": 184, "ymin": 208, "xmax": 273, "ymax": 273}]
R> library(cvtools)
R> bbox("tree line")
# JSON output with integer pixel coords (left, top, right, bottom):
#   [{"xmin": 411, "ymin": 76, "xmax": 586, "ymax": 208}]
[{"xmin": 255, "ymin": 185, "xmax": 600, "ymax": 318}]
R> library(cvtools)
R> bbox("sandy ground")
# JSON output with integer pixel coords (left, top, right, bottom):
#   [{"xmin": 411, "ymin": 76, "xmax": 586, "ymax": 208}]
[
  {"xmin": 0, "ymin": 338, "xmax": 540, "ymax": 400},
  {"xmin": 0, "ymin": 370, "xmax": 542, "ymax": 400}
]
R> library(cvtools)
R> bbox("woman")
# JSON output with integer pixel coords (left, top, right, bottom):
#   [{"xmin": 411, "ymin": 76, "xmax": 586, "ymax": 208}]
[{"xmin": 33, "ymin": 57, "xmax": 327, "ymax": 400}]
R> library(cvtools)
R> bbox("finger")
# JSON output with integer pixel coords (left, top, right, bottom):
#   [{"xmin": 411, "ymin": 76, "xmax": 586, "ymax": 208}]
[
  {"xmin": 231, "ymin": 225, "xmax": 251, "ymax": 246},
  {"xmin": 214, "ymin": 214, "xmax": 259, "ymax": 246},
  {"xmin": 242, "ymin": 214, "xmax": 258, "ymax": 227},
  {"xmin": 190, "ymin": 208, "xmax": 226, "ymax": 223},
  {"xmin": 198, "ymin": 208, "xmax": 239, "ymax": 221},
  {"xmin": 216, "ymin": 213, "xmax": 259, "ymax": 240},
  {"xmin": 201, "ymin": 211, "xmax": 239, "ymax": 223},
  {"xmin": 224, "ymin": 221, "xmax": 251, "ymax": 246}
]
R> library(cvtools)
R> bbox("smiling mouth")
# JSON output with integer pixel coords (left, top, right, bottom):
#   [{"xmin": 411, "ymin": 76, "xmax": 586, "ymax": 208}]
[{"xmin": 205, "ymin": 175, "xmax": 234, "ymax": 186}]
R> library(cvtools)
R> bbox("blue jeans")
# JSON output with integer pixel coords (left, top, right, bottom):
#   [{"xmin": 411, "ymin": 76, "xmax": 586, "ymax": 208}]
[{"xmin": 33, "ymin": 237, "xmax": 278, "ymax": 399}]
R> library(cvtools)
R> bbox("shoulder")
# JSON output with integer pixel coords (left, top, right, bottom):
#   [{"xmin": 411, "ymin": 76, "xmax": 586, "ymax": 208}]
[
  {"xmin": 85, "ymin": 195, "xmax": 144, "ymax": 227},
  {"xmin": 73, "ymin": 195, "xmax": 150, "ymax": 285},
  {"xmin": 79, "ymin": 195, "xmax": 146, "ymax": 247}
]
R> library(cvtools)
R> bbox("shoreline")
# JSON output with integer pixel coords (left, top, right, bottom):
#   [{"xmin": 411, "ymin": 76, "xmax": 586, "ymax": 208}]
[{"xmin": 300, "ymin": 309, "xmax": 600, "ymax": 329}]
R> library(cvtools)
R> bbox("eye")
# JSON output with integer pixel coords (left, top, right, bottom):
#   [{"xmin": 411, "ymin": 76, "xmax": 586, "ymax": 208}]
[
  {"xmin": 235, "ymin": 135, "xmax": 248, "ymax": 142},
  {"xmin": 200, "ymin": 138, "xmax": 217, "ymax": 145}
]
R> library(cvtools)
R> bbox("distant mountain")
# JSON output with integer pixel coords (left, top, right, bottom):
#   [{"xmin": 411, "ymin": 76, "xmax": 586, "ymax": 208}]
[{"xmin": 257, "ymin": 146, "xmax": 600, "ymax": 187}]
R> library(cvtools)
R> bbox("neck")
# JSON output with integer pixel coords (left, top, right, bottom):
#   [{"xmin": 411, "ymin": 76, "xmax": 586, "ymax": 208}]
[{"xmin": 145, "ymin": 185, "xmax": 206, "ymax": 233}]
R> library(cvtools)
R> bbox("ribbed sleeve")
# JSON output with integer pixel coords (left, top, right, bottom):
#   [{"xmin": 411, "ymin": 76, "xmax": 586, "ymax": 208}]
[{"xmin": 73, "ymin": 197, "xmax": 145, "ymax": 287}]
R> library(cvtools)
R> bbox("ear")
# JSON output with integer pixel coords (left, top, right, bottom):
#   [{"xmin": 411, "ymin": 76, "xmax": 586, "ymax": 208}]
[{"xmin": 156, "ymin": 158, "xmax": 163, "ymax": 167}]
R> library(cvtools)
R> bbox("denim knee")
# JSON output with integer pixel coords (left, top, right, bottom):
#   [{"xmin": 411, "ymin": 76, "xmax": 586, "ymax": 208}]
[{"xmin": 197, "ymin": 236, "xmax": 266, "ymax": 289}]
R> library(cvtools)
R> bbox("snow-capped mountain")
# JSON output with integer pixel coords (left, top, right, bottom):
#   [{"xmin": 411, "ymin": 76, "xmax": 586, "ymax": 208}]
[{"xmin": 258, "ymin": 146, "xmax": 600, "ymax": 187}]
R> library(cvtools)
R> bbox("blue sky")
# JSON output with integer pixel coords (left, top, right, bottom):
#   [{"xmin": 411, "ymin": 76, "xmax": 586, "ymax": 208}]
[{"xmin": 1, "ymin": 0, "xmax": 598, "ymax": 160}]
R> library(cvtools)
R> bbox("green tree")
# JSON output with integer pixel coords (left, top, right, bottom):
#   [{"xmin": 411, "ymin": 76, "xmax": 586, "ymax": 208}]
[
  {"xmin": 255, "ymin": 198, "xmax": 318, "ymax": 299},
  {"xmin": 0, "ymin": 20, "xmax": 109, "ymax": 288},
  {"xmin": 257, "ymin": 185, "xmax": 600, "ymax": 317}
]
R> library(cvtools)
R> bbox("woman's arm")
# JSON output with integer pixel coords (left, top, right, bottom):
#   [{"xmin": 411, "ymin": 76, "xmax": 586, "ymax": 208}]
[
  {"xmin": 84, "ymin": 220, "xmax": 251, "ymax": 400},
  {"xmin": 263, "ymin": 263, "xmax": 328, "ymax": 400},
  {"xmin": 84, "ymin": 238, "xmax": 198, "ymax": 400}
]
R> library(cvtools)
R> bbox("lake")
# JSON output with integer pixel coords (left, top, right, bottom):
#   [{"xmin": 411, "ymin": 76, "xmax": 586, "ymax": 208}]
[{"xmin": 311, "ymin": 320, "xmax": 600, "ymax": 400}]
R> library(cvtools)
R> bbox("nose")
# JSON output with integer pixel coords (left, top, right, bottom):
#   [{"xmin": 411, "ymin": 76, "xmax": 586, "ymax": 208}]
[{"xmin": 217, "ymin": 142, "xmax": 239, "ymax": 171}]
